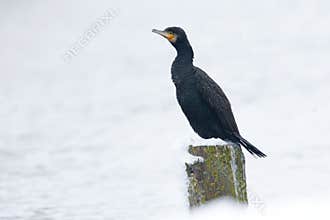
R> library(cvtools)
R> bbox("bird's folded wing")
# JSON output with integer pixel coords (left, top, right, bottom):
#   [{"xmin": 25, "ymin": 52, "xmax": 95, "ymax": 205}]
[{"xmin": 195, "ymin": 68, "xmax": 239, "ymax": 133}]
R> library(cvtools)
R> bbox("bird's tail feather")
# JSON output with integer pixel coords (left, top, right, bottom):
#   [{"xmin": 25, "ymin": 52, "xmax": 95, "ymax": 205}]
[{"xmin": 233, "ymin": 133, "xmax": 267, "ymax": 158}]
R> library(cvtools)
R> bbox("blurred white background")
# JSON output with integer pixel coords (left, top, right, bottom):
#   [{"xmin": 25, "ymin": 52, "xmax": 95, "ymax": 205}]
[{"xmin": 1, "ymin": 0, "xmax": 330, "ymax": 219}]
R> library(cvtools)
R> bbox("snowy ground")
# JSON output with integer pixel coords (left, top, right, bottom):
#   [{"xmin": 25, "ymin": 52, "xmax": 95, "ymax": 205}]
[{"xmin": 1, "ymin": 0, "xmax": 330, "ymax": 219}]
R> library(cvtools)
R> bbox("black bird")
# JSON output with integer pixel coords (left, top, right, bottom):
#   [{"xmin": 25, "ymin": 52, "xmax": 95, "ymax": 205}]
[{"xmin": 152, "ymin": 27, "xmax": 266, "ymax": 158}]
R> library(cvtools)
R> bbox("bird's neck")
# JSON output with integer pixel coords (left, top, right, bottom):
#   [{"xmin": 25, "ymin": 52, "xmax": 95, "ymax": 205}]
[
  {"xmin": 171, "ymin": 42, "xmax": 195, "ymax": 85},
  {"xmin": 174, "ymin": 41, "xmax": 194, "ymax": 64}
]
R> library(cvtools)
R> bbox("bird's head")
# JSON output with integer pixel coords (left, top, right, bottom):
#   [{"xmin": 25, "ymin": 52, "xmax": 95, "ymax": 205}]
[
  {"xmin": 152, "ymin": 27, "xmax": 188, "ymax": 46},
  {"xmin": 152, "ymin": 26, "xmax": 194, "ymax": 61}
]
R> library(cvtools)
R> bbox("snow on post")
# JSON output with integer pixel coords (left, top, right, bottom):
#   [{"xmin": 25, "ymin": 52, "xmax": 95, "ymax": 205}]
[{"xmin": 185, "ymin": 144, "xmax": 248, "ymax": 207}]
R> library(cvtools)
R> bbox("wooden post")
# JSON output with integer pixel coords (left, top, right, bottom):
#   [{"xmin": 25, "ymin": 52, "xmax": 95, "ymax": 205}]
[{"xmin": 185, "ymin": 144, "xmax": 248, "ymax": 207}]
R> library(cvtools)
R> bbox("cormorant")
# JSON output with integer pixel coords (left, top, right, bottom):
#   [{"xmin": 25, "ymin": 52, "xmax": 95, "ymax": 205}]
[{"xmin": 152, "ymin": 27, "xmax": 266, "ymax": 158}]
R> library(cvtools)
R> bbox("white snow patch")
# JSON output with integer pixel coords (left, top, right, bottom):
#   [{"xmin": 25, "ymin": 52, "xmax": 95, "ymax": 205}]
[{"xmin": 229, "ymin": 145, "xmax": 239, "ymax": 197}]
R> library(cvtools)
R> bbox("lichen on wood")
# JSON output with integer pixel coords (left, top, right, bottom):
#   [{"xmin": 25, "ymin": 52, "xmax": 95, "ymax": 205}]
[{"xmin": 185, "ymin": 144, "xmax": 248, "ymax": 207}]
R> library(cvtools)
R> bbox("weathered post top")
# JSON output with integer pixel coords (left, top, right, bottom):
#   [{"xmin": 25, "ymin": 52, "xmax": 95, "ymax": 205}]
[{"xmin": 185, "ymin": 144, "xmax": 248, "ymax": 207}]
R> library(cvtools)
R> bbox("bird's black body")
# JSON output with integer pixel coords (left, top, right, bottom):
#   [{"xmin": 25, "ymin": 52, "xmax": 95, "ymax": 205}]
[{"xmin": 153, "ymin": 27, "xmax": 266, "ymax": 157}]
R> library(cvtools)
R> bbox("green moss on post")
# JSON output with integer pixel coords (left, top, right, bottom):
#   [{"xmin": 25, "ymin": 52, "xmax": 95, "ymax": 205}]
[{"xmin": 185, "ymin": 145, "xmax": 248, "ymax": 207}]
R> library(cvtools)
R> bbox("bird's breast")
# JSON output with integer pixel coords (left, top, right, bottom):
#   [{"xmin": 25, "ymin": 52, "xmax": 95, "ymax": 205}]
[
  {"xmin": 175, "ymin": 81, "xmax": 210, "ymax": 121},
  {"xmin": 175, "ymin": 80, "xmax": 224, "ymax": 139}
]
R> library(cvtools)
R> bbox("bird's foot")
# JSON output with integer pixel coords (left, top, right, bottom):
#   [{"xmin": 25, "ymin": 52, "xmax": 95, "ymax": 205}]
[
  {"xmin": 190, "ymin": 137, "xmax": 226, "ymax": 146},
  {"xmin": 224, "ymin": 140, "xmax": 240, "ymax": 147}
]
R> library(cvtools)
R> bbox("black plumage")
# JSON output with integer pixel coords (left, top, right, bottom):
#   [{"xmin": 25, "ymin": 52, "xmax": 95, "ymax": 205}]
[{"xmin": 152, "ymin": 27, "xmax": 266, "ymax": 157}]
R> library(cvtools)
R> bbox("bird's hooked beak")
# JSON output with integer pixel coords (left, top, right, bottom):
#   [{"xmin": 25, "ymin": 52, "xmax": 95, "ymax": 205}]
[{"xmin": 152, "ymin": 29, "xmax": 176, "ymax": 42}]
